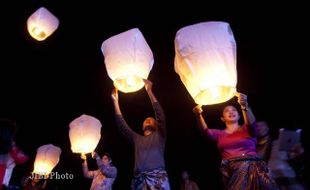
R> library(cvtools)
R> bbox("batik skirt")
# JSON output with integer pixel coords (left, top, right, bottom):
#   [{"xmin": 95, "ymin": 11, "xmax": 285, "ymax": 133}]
[
  {"xmin": 132, "ymin": 168, "xmax": 170, "ymax": 190},
  {"xmin": 220, "ymin": 155, "xmax": 279, "ymax": 190}
]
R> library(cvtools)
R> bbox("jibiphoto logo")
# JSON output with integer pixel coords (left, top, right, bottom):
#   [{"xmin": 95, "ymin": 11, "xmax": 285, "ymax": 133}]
[{"xmin": 30, "ymin": 172, "xmax": 74, "ymax": 180}]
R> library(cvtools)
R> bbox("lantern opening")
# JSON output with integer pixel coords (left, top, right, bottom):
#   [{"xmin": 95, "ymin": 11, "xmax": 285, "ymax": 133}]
[
  {"xmin": 71, "ymin": 137, "xmax": 100, "ymax": 154},
  {"xmin": 114, "ymin": 76, "xmax": 145, "ymax": 93},
  {"xmin": 31, "ymin": 27, "xmax": 46, "ymax": 41},
  {"xmin": 195, "ymin": 86, "xmax": 236, "ymax": 105},
  {"xmin": 33, "ymin": 162, "xmax": 54, "ymax": 176}
]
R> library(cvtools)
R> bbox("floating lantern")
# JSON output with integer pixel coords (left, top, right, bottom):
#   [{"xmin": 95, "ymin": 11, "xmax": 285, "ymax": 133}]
[
  {"xmin": 101, "ymin": 28, "xmax": 154, "ymax": 93},
  {"xmin": 33, "ymin": 144, "xmax": 61, "ymax": 175},
  {"xmin": 27, "ymin": 7, "xmax": 59, "ymax": 41},
  {"xmin": 175, "ymin": 21, "xmax": 237, "ymax": 105},
  {"xmin": 69, "ymin": 114, "xmax": 102, "ymax": 154}
]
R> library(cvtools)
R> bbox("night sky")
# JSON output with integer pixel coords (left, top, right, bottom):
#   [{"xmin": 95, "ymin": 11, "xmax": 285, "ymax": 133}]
[{"xmin": 1, "ymin": 1, "xmax": 308, "ymax": 189}]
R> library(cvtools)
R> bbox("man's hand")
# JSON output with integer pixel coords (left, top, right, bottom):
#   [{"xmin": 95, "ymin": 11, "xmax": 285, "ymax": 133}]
[
  {"xmin": 143, "ymin": 79, "xmax": 153, "ymax": 92},
  {"xmin": 111, "ymin": 88, "xmax": 118, "ymax": 101},
  {"xmin": 92, "ymin": 151, "xmax": 100, "ymax": 159}
]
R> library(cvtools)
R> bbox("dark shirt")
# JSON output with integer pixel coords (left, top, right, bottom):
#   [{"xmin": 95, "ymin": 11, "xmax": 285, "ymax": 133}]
[{"xmin": 115, "ymin": 102, "xmax": 166, "ymax": 174}]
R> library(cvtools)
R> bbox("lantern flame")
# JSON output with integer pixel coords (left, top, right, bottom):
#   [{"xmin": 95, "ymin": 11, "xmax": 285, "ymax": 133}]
[{"xmin": 114, "ymin": 76, "xmax": 145, "ymax": 93}]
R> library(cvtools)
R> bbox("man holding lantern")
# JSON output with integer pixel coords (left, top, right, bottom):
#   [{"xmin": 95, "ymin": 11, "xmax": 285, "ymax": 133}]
[
  {"xmin": 111, "ymin": 79, "xmax": 170, "ymax": 190},
  {"xmin": 81, "ymin": 152, "xmax": 117, "ymax": 190}
]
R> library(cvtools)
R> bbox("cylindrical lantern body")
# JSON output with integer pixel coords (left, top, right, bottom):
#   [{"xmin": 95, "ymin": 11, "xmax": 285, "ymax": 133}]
[
  {"xmin": 175, "ymin": 22, "xmax": 237, "ymax": 105},
  {"xmin": 69, "ymin": 114, "xmax": 102, "ymax": 154},
  {"xmin": 101, "ymin": 28, "xmax": 154, "ymax": 93},
  {"xmin": 27, "ymin": 7, "xmax": 59, "ymax": 41},
  {"xmin": 33, "ymin": 144, "xmax": 61, "ymax": 175}
]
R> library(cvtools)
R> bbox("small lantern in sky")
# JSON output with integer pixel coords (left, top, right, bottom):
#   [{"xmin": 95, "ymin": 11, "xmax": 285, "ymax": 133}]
[
  {"xmin": 33, "ymin": 144, "xmax": 61, "ymax": 175},
  {"xmin": 174, "ymin": 21, "xmax": 237, "ymax": 105},
  {"xmin": 101, "ymin": 28, "xmax": 154, "ymax": 93},
  {"xmin": 27, "ymin": 7, "xmax": 59, "ymax": 41},
  {"xmin": 69, "ymin": 114, "xmax": 102, "ymax": 154}
]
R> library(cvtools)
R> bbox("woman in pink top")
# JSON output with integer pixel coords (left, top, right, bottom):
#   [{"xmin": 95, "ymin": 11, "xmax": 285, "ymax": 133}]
[{"xmin": 193, "ymin": 93, "xmax": 278, "ymax": 190}]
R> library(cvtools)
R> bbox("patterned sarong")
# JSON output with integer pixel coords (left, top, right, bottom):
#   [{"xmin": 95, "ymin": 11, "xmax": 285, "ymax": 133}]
[
  {"xmin": 132, "ymin": 168, "xmax": 170, "ymax": 190},
  {"xmin": 220, "ymin": 155, "xmax": 279, "ymax": 190}
]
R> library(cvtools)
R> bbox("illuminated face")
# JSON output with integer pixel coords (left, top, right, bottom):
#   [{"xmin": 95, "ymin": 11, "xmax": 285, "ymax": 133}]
[
  {"xmin": 101, "ymin": 155, "xmax": 111, "ymax": 166},
  {"xmin": 142, "ymin": 117, "xmax": 157, "ymax": 132},
  {"xmin": 222, "ymin": 105, "xmax": 240, "ymax": 123}
]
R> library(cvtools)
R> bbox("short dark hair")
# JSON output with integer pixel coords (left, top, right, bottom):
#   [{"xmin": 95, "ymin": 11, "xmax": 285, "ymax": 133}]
[{"xmin": 103, "ymin": 153, "xmax": 112, "ymax": 160}]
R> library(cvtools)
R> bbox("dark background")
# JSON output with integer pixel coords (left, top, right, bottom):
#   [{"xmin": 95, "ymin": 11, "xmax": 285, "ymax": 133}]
[{"xmin": 0, "ymin": 1, "xmax": 308, "ymax": 189}]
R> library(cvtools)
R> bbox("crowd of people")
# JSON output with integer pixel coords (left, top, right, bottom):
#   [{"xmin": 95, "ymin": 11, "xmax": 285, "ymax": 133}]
[{"xmin": 1, "ymin": 80, "xmax": 308, "ymax": 190}]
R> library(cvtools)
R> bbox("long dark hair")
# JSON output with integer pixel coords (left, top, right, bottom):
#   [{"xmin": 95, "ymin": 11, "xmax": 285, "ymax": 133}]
[{"xmin": 0, "ymin": 119, "xmax": 16, "ymax": 154}]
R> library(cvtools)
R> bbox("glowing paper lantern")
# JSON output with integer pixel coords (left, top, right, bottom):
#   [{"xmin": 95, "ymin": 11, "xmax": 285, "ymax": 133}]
[
  {"xmin": 174, "ymin": 21, "xmax": 237, "ymax": 105},
  {"xmin": 27, "ymin": 7, "xmax": 59, "ymax": 41},
  {"xmin": 101, "ymin": 28, "xmax": 154, "ymax": 93},
  {"xmin": 69, "ymin": 114, "xmax": 102, "ymax": 154},
  {"xmin": 33, "ymin": 144, "xmax": 61, "ymax": 175}
]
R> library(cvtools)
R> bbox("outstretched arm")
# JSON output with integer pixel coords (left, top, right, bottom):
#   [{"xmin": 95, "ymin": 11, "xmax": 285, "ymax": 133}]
[
  {"xmin": 193, "ymin": 105, "xmax": 210, "ymax": 133},
  {"xmin": 236, "ymin": 93, "xmax": 256, "ymax": 133},
  {"xmin": 81, "ymin": 154, "xmax": 94, "ymax": 179},
  {"xmin": 193, "ymin": 105, "xmax": 219, "ymax": 141},
  {"xmin": 144, "ymin": 79, "xmax": 166, "ymax": 136},
  {"xmin": 144, "ymin": 79, "xmax": 158, "ymax": 104},
  {"xmin": 111, "ymin": 88, "xmax": 138, "ymax": 143},
  {"xmin": 93, "ymin": 152, "xmax": 117, "ymax": 178},
  {"xmin": 193, "ymin": 105, "xmax": 208, "ymax": 131},
  {"xmin": 236, "ymin": 92, "xmax": 256, "ymax": 125}
]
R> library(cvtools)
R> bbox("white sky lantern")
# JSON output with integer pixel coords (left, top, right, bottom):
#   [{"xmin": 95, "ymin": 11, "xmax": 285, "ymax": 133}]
[
  {"xmin": 69, "ymin": 114, "xmax": 102, "ymax": 154},
  {"xmin": 33, "ymin": 144, "xmax": 61, "ymax": 176},
  {"xmin": 101, "ymin": 28, "xmax": 154, "ymax": 93},
  {"xmin": 27, "ymin": 7, "xmax": 59, "ymax": 41},
  {"xmin": 174, "ymin": 21, "xmax": 237, "ymax": 105}
]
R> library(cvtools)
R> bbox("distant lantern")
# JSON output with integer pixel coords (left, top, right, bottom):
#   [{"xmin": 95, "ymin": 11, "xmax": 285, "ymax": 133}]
[
  {"xmin": 174, "ymin": 21, "xmax": 237, "ymax": 105},
  {"xmin": 33, "ymin": 144, "xmax": 61, "ymax": 175},
  {"xmin": 27, "ymin": 7, "xmax": 59, "ymax": 41},
  {"xmin": 69, "ymin": 114, "xmax": 102, "ymax": 154},
  {"xmin": 101, "ymin": 28, "xmax": 154, "ymax": 93}
]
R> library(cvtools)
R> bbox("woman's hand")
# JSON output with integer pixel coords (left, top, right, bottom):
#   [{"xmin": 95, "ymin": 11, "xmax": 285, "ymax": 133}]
[
  {"xmin": 193, "ymin": 105, "xmax": 203, "ymax": 114},
  {"xmin": 80, "ymin": 153, "xmax": 87, "ymax": 160},
  {"xmin": 236, "ymin": 92, "xmax": 248, "ymax": 107}
]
